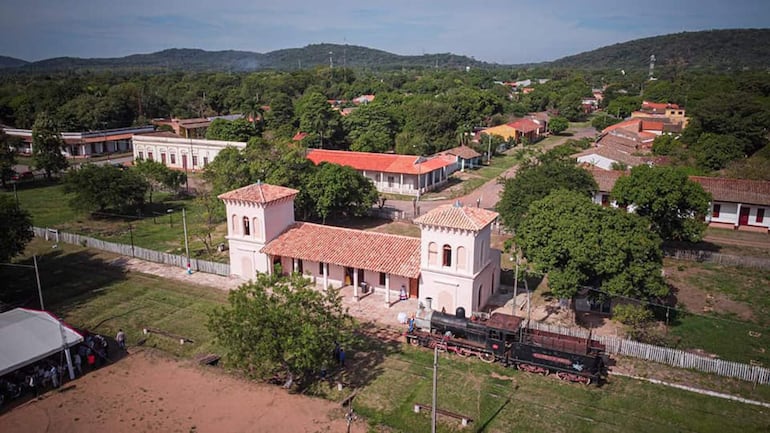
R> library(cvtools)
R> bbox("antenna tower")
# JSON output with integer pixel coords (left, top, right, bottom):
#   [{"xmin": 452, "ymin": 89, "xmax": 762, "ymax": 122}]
[{"xmin": 648, "ymin": 54, "xmax": 656, "ymax": 80}]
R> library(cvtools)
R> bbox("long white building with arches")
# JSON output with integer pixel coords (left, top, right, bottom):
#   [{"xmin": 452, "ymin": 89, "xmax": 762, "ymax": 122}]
[{"xmin": 218, "ymin": 182, "xmax": 501, "ymax": 316}]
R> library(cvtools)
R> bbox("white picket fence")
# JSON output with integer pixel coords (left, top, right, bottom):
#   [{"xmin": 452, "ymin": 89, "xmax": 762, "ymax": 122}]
[
  {"xmin": 527, "ymin": 321, "xmax": 770, "ymax": 385},
  {"xmin": 32, "ymin": 227, "xmax": 230, "ymax": 276}
]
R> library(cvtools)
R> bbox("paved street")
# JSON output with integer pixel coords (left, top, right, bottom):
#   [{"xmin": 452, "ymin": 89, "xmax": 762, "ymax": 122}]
[{"xmin": 384, "ymin": 125, "xmax": 597, "ymax": 216}]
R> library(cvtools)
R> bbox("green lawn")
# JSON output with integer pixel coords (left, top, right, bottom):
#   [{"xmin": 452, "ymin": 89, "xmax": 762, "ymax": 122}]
[
  {"xmin": 352, "ymin": 346, "xmax": 770, "ymax": 433},
  {"xmin": 3, "ymin": 239, "xmax": 225, "ymax": 358},
  {"xmin": 2, "ymin": 182, "xmax": 229, "ymax": 260}
]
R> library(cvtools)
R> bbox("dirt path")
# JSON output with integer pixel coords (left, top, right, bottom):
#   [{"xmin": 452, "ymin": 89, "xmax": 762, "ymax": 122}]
[
  {"xmin": 0, "ymin": 349, "xmax": 365, "ymax": 433},
  {"xmin": 704, "ymin": 234, "xmax": 770, "ymax": 250}
]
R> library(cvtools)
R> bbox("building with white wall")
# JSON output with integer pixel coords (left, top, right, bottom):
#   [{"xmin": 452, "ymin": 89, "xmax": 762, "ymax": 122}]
[
  {"xmin": 132, "ymin": 132, "xmax": 246, "ymax": 172},
  {"xmin": 219, "ymin": 182, "xmax": 501, "ymax": 316},
  {"xmin": 3, "ymin": 125, "xmax": 154, "ymax": 157}
]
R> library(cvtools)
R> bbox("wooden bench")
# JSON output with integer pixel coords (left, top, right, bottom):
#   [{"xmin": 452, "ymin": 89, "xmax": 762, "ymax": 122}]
[
  {"xmin": 414, "ymin": 403, "xmax": 473, "ymax": 427},
  {"xmin": 195, "ymin": 353, "xmax": 221, "ymax": 366}
]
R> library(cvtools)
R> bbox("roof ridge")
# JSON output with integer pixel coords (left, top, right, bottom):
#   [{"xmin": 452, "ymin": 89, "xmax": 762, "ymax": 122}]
[{"xmin": 298, "ymin": 222, "xmax": 420, "ymax": 241}]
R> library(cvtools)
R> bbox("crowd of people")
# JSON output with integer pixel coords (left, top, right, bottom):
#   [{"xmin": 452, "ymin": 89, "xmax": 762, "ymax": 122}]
[{"xmin": 0, "ymin": 329, "xmax": 126, "ymax": 409}]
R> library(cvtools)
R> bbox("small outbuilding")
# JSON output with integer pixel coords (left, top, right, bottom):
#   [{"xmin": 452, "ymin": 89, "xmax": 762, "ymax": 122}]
[{"xmin": 0, "ymin": 308, "xmax": 83, "ymax": 380}]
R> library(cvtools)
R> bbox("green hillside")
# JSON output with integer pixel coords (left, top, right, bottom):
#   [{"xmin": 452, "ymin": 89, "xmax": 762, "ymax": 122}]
[
  {"xmin": 2, "ymin": 44, "xmax": 487, "ymax": 74},
  {"xmin": 0, "ymin": 55, "xmax": 28, "ymax": 69},
  {"xmin": 548, "ymin": 29, "xmax": 770, "ymax": 70}
]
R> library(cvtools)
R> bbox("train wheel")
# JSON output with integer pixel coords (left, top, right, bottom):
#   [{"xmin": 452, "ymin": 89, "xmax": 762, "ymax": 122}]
[
  {"xmin": 556, "ymin": 372, "xmax": 568, "ymax": 382},
  {"xmin": 479, "ymin": 352, "xmax": 495, "ymax": 363},
  {"xmin": 584, "ymin": 377, "xmax": 592, "ymax": 386},
  {"xmin": 409, "ymin": 337, "xmax": 419, "ymax": 346},
  {"xmin": 457, "ymin": 348, "xmax": 471, "ymax": 358}
]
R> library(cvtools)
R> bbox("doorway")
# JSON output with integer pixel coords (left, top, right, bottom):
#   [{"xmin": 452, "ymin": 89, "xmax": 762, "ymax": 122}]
[
  {"xmin": 739, "ymin": 207, "xmax": 750, "ymax": 226},
  {"xmin": 408, "ymin": 278, "xmax": 419, "ymax": 298}
]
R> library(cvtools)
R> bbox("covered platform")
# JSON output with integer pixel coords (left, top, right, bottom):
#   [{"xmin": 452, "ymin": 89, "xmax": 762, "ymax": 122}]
[{"xmin": 0, "ymin": 308, "xmax": 83, "ymax": 380}]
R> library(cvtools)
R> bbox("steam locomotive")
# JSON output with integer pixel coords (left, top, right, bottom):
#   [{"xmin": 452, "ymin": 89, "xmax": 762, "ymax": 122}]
[{"xmin": 405, "ymin": 308, "xmax": 609, "ymax": 385}]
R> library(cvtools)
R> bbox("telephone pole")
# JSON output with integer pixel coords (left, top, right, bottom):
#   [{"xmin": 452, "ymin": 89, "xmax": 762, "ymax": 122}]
[{"xmin": 431, "ymin": 343, "xmax": 439, "ymax": 433}]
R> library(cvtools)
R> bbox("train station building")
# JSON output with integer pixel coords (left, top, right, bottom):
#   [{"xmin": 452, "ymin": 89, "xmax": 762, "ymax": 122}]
[{"xmin": 218, "ymin": 182, "xmax": 501, "ymax": 316}]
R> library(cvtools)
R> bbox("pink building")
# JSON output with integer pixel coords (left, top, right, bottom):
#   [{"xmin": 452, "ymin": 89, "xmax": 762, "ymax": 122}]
[{"xmin": 219, "ymin": 182, "xmax": 501, "ymax": 316}]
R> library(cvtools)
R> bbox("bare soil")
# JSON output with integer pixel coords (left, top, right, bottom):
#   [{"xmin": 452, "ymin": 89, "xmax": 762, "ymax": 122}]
[
  {"xmin": 0, "ymin": 349, "xmax": 365, "ymax": 433},
  {"xmin": 664, "ymin": 263, "xmax": 754, "ymax": 321}
]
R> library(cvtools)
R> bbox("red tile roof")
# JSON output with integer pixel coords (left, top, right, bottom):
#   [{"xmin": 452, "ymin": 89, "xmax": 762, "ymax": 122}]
[
  {"xmin": 508, "ymin": 118, "xmax": 540, "ymax": 133},
  {"xmin": 602, "ymin": 119, "xmax": 641, "ymax": 134},
  {"xmin": 307, "ymin": 149, "xmax": 453, "ymax": 175},
  {"xmin": 642, "ymin": 101, "xmax": 679, "ymax": 111},
  {"xmin": 218, "ymin": 182, "xmax": 299, "ymax": 205},
  {"xmin": 640, "ymin": 120, "xmax": 665, "ymax": 131},
  {"xmin": 261, "ymin": 222, "xmax": 421, "ymax": 278},
  {"xmin": 414, "ymin": 204, "xmax": 498, "ymax": 231},
  {"xmin": 588, "ymin": 167, "xmax": 627, "ymax": 192},
  {"xmin": 690, "ymin": 177, "xmax": 770, "ymax": 206}
]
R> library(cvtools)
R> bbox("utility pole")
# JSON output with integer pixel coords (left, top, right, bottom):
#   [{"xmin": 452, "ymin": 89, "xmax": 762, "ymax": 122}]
[
  {"xmin": 33, "ymin": 255, "xmax": 44, "ymax": 310},
  {"xmin": 512, "ymin": 248, "xmax": 519, "ymax": 315},
  {"xmin": 128, "ymin": 223, "xmax": 135, "ymax": 257},
  {"xmin": 431, "ymin": 343, "xmax": 439, "ymax": 433},
  {"xmin": 487, "ymin": 134, "xmax": 492, "ymax": 164},
  {"xmin": 183, "ymin": 208, "xmax": 191, "ymax": 274}
]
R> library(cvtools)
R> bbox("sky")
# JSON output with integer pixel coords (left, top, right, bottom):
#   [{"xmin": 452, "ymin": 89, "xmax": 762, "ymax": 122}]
[{"xmin": 1, "ymin": 0, "xmax": 769, "ymax": 64}]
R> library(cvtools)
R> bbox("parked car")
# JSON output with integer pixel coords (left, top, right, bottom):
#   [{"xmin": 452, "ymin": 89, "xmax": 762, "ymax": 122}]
[{"xmin": 10, "ymin": 171, "xmax": 34, "ymax": 181}]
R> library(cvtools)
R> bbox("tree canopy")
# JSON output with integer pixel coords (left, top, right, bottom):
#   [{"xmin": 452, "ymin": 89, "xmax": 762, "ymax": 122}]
[
  {"xmin": 548, "ymin": 116, "xmax": 569, "ymax": 135},
  {"xmin": 205, "ymin": 117, "xmax": 262, "ymax": 142},
  {"xmin": 305, "ymin": 163, "xmax": 379, "ymax": 224},
  {"xmin": 207, "ymin": 273, "xmax": 352, "ymax": 386},
  {"xmin": 518, "ymin": 190, "xmax": 667, "ymax": 300},
  {"xmin": 611, "ymin": 165, "xmax": 711, "ymax": 242},
  {"xmin": 31, "ymin": 112, "xmax": 68, "ymax": 180},
  {"xmin": 496, "ymin": 158, "xmax": 597, "ymax": 231},
  {"xmin": 133, "ymin": 159, "xmax": 187, "ymax": 203},
  {"xmin": 0, "ymin": 196, "xmax": 33, "ymax": 263},
  {"xmin": 0, "ymin": 130, "xmax": 20, "ymax": 187},
  {"xmin": 63, "ymin": 164, "xmax": 149, "ymax": 212}
]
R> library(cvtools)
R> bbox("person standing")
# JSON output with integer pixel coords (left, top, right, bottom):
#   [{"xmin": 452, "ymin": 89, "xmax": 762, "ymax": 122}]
[
  {"xmin": 339, "ymin": 348, "xmax": 346, "ymax": 368},
  {"xmin": 73, "ymin": 352, "xmax": 82, "ymax": 376},
  {"xmin": 116, "ymin": 329, "xmax": 126, "ymax": 351}
]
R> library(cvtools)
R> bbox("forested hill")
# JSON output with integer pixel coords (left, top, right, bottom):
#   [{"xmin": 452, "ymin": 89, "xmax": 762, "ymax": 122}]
[
  {"xmin": 0, "ymin": 56, "xmax": 28, "ymax": 69},
  {"xmin": 548, "ymin": 29, "xmax": 770, "ymax": 71},
  {"xmin": 1, "ymin": 44, "xmax": 487, "ymax": 74}
]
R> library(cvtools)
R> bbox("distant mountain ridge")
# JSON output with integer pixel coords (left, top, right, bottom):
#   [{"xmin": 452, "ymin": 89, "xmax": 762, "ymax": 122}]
[
  {"xmin": 547, "ymin": 29, "xmax": 770, "ymax": 70},
  {"xmin": 0, "ymin": 55, "xmax": 28, "ymax": 69},
  {"xmin": 2, "ymin": 29, "xmax": 769, "ymax": 73},
  {"xmin": 1, "ymin": 44, "xmax": 488, "ymax": 73}
]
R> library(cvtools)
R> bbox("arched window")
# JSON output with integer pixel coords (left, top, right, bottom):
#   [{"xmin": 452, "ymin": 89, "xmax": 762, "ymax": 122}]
[
  {"xmin": 442, "ymin": 244, "xmax": 452, "ymax": 267},
  {"xmin": 242, "ymin": 216, "xmax": 250, "ymax": 236},
  {"xmin": 428, "ymin": 242, "xmax": 438, "ymax": 265},
  {"xmin": 456, "ymin": 246, "xmax": 467, "ymax": 270},
  {"xmin": 231, "ymin": 215, "xmax": 238, "ymax": 234}
]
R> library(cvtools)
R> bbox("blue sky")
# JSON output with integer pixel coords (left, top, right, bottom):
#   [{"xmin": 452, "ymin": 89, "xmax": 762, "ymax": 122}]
[{"xmin": 1, "ymin": 0, "xmax": 768, "ymax": 64}]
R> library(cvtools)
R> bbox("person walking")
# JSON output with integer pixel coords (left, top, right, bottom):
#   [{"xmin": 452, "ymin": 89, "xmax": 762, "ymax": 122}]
[{"xmin": 116, "ymin": 329, "xmax": 126, "ymax": 351}]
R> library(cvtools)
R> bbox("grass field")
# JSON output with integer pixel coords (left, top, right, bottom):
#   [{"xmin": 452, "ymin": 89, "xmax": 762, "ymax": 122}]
[
  {"xmin": 352, "ymin": 346, "xmax": 770, "ymax": 433},
  {"xmin": 2, "ymin": 239, "xmax": 225, "ymax": 358},
  {"xmin": 664, "ymin": 260, "xmax": 770, "ymax": 365},
  {"xmin": 2, "ymin": 182, "xmax": 229, "ymax": 260}
]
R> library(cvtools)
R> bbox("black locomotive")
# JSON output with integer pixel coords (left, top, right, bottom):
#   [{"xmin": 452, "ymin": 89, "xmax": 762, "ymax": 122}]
[{"xmin": 405, "ymin": 308, "xmax": 608, "ymax": 385}]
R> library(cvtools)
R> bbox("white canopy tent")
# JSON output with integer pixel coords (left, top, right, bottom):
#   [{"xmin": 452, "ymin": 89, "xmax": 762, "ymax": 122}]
[{"xmin": 0, "ymin": 308, "xmax": 83, "ymax": 379}]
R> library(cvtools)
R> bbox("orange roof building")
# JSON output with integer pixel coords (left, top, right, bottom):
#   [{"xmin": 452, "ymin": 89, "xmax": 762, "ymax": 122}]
[
  {"xmin": 307, "ymin": 149, "xmax": 455, "ymax": 197},
  {"xmin": 220, "ymin": 182, "xmax": 502, "ymax": 316}
]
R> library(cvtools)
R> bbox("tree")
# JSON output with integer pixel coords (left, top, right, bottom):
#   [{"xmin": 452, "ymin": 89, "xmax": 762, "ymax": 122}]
[
  {"xmin": 548, "ymin": 116, "xmax": 569, "ymax": 135},
  {"xmin": 31, "ymin": 112, "xmax": 68, "ymax": 180},
  {"xmin": 0, "ymin": 130, "xmax": 21, "ymax": 187},
  {"xmin": 693, "ymin": 132, "xmax": 744, "ymax": 171},
  {"xmin": 612, "ymin": 165, "xmax": 711, "ymax": 242},
  {"xmin": 296, "ymin": 92, "xmax": 342, "ymax": 148},
  {"xmin": 201, "ymin": 146, "xmax": 253, "ymax": 195},
  {"xmin": 133, "ymin": 159, "xmax": 187, "ymax": 203},
  {"xmin": 591, "ymin": 114, "xmax": 621, "ymax": 132},
  {"xmin": 651, "ymin": 134, "xmax": 681, "ymax": 156},
  {"xmin": 208, "ymin": 273, "xmax": 352, "ymax": 386},
  {"xmin": 518, "ymin": 190, "xmax": 667, "ymax": 300},
  {"xmin": 343, "ymin": 104, "xmax": 397, "ymax": 153},
  {"xmin": 205, "ymin": 118, "xmax": 262, "ymax": 142},
  {"xmin": 496, "ymin": 159, "xmax": 597, "ymax": 231},
  {"xmin": 305, "ymin": 163, "xmax": 378, "ymax": 224},
  {"xmin": 0, "ymin": 196, "xmax": 33, "ymax": 263},
  {"xmin": 192, "ymin": 191, "xmax": 225, "ymax": 256},
  {"xmin": 606, "ymin": 96, "xmax": 642, "ymax": 119},
  {"xmin": 63, "ymin": 164, "xmax": 149, "ymax": 212}
]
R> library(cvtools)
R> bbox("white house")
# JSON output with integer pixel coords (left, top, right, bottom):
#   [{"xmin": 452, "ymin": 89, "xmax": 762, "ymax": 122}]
[
  {"xmin": 219, "ymin": 182, "xmax": 501, "ymax": 316},
  {"xmin": 3, "ymin": 125, "xmax": 154, "ymax": 157},
  {"xmin": 589, "ymin": 169, "xmax": 770, "ymax": 233},
  {"xmin": 132, "ymin": 132, "xmax": 246, "ymax": 172},
  {"xmin": 693, "ymin": 176, "xmax": 770, "ymax": 232},
  {"xmin": 307, "ymin": 149, "xmax": 455, "ymax": 197}
]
